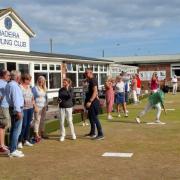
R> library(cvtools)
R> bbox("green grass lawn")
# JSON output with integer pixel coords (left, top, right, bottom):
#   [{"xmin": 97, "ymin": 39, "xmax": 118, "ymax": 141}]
[{"xmin": 1, "ymin": 92, "xmax": 180, "ymax": 180}]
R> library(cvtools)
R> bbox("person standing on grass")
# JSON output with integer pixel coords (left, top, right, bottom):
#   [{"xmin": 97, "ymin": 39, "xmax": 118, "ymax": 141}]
[
  {"xmin": 150, "ymin": 72, "xmax": 159, "ymax": 93},
  {"xmin": 105, "ymin": 77, "xmax": 114, "ymax": 120},
  {"xmin": 131, "ymin": 74, "xmax": 138, "ymax": 104},
  {"xmin": 115, "ymin": 76, "xmax": 128, "ymax": 117},
  {"xmin": 6, "ymin": 70, "xmax": 24, "ymax": 158},
  {"xmin": 58, "ymin": 78, "xmax": 76, "ymax": 142},
  {"xmin": 135, "ymin": 87, "xmax": 166, "ymax": 124},
  {"xmin": 171, "ymin": 75, "xmax": 178, "ymax": 95},
  {"xmin": 136, "ymin": 73, "xmax": 141, "ymax": 102},
  {"xmin": 0, "ymin": 70, "xmax": 11, "ymax": 155},
  {"xmin": 18, "ymin": 74, "xmax": 34, "ymax": 149},
  {"xmin": 84, "ymin": 68, "xmax": 104, "ymax": 140},
  {"xmin": 32, "ymin": 76, "xmax": 48, "ymax": 142}
]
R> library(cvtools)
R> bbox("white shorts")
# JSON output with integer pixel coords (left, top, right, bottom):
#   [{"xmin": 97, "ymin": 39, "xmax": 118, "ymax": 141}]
[{"xmin": 136, "ymin": 88, "xmax": 141, "ymax": 95}]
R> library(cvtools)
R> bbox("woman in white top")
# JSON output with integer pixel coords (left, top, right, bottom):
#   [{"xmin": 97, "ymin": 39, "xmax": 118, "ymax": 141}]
[
  {"xmin": 115, "ymin": 76, "xmax": 128, "ymax": 117},
  {"xmin": 171, "ymin": 75, "xmax": 178, "ymax": 95},
  {"xmin": 32, "ymin": 76, "xmax": 48, "ymax": 142}
]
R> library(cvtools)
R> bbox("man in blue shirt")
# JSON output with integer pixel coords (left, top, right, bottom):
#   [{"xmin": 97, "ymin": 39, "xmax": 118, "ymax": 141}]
[
  {"xmin": 6, "ymin": 70, "xmax": 24, "ymax": 158},
  {"xmin": 0, "ymin": 70, "xmax": 10, "ymax": 155}
]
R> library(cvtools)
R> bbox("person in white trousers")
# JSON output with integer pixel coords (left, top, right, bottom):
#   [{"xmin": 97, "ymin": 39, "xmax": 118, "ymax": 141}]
[
  {"xmin": 135, "ymin": 89, "xmax": 166, "ymax": 124},
  {"xmin": 58, "ymin": 78, "xmax": 76, "ymax": 142},
  {"xmin": 171, "ymin": 75, "xmax": 178, "ymax": 95}
]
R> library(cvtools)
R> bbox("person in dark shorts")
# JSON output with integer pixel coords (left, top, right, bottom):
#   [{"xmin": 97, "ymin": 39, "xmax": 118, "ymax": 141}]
[{"xmin": 84, "ymin": 68, "xmax": 104, "ymax": 140}]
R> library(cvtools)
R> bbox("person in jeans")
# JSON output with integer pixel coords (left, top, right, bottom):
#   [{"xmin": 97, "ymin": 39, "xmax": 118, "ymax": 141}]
[
  {"xmin": 6, "ymin": 70, "xmax": 24, "ymax": 158},
  {"xmin": 84, "ymin": 68, "xmax": 104, "ymax": 140},
  {"xmin": 0, "ymin": 70, "xmax": 11, "ymax": 155},
  {"xmin": 18, "ymin": 74, "xmax": 34, "ymax": 149},
  {"xmin": 32, "ymin": 76, "xmax": 48, "ymax": 142},
  {"xmin": 58, "ymin": 78, "xmax": 76, "ymax": 142}
]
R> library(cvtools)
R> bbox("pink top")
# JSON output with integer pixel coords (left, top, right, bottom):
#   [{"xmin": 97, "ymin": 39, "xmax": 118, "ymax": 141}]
[{"xmin": 150, "ymin": 79, "xmax": 158, "ymax": 90}]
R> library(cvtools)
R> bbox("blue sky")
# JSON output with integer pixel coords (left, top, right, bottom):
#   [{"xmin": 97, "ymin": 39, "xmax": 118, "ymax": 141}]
[{"xmin": 1, "ymin": 0, "xmax": 180, "ymax": 58}]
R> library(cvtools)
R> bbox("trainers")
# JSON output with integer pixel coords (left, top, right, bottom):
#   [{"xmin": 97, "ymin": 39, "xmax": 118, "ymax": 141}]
[
  {"xmin": 118, "ymin": 114, "xmax": 121, "ymax": 117},
  {"xmin": 72, "ymin": 135, "xmax": 76, "ymax": 140},
  {"xmin": 85, "ymin": 122, "xmax": 89, "ymax": 126},
  {"xmin": 16, "ymin": 149, "xmax": 24, "ymax": 155},
  {"xmin": 9, "ymin": 150, "xmax": 24, "ymax": 158},
  {"xmin": 107, "ymin": 115, "xmax": 113, "ymax": 120},
  {"xmin": 18, "ymin": 142, "xmax": 23, "ymax": 149},
  {"xmin": 24, "ymin": 141, "xmax": 33, "ymax": 147},
  {"xmin": 60, "ymin": 136, "xmax": 65, "ymax": 142},
  {"xmin": 92, "ymin": 135, "xmax": 105, "ymax": 140},
  {"xmin": 84, "ymin": 133, "xmax": 96, "ymax": 138},
  {"xmin": 124, "ymin": 113, "xmax": 128, "ymax": 117},
  {"xmin": 0, "ymin": 147, "xmax": 10, "ymax": 154},
  {"xmin": 135, "ymin": 117, "xmax": 141, "ymax": 124}
]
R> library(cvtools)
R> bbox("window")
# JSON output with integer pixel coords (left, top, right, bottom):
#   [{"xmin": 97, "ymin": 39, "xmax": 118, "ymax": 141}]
[
  {"xmin": 78, "ymin": 64, "xmax": 84, "ymax": 72},
  {"xmin": 34, "ymin": 64, "xmax": 40, "ymax": 70},
  {"xmin": 50, "ymin": 64, "xmax": 55, "ymax": 70},
  {"xmin": 88, "ymin": 64, "xmax": 93, "ymax": 69},
  {"xmin": 66, "ymin": 73, "xmax": 76, "ymax": 87},
  {"xmin": 49, "ymin": 73, "xmax": 61, "ymax": 89},
  {"xmin": 100, "ymin": 73, "xmax": 107, "ymax": 85},
  {"xmin": 93, "ymin": 65, "xmax": 98, "ymax": 72},
  {"xmin": 84, "ymin": 64, "xmax": 88, "ymax": 69},
  {"xmin": 0, "ymin": 63, "xmax": 5, "ymax": 70},
  {"xmin": 173, "ymin": 69, "xmax": 180, "ymax": 76},
  {"xmin": 18, "ymin": 64, "xmax": 29, "ymax": 74},
  {"xmin": 72, "ymin": 64, "xmax": 76, "ymax": 71},
  {"xmin": 104, "ymin": 65, "xmax": 108, "ymax": 72},
  {"xmin": 56, "ymin": 65, "xmax": 61, "ymax": 70},
  {"xmin": 42, "ymin": 64, "xmax": 47, "ymax": 70},
  {"xmin": 100, "ymin": 65, "xmax": 104, "ymax": 72},
  {"xmin": 7, "ymin": 62, "xmax": 16, "ymax": 72},
  {"xmin": 78, "ymin": 73, "xmax": 85, "ymax": 86}
]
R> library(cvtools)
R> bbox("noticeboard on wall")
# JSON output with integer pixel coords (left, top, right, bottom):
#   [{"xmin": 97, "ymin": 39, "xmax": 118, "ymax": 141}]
[{"xmin": 139, "ymin": 71, "xmax": 166, "ymax": 81}]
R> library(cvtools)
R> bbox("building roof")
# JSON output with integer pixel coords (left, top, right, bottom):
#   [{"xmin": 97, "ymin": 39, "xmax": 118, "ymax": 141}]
[
  {"xmin": 0, "ymin": 49, "xmax": 113, "ymax": 63},
  {"xmin": 0, "ymin": 7, "xmax": 35, "ymax": 37},
  {"xmin": 106, "ymin": 54, "xmax": 180, "ymax": 64}
]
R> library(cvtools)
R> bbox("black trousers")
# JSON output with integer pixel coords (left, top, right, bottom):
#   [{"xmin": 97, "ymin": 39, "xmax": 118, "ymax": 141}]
[{"xmin": 88, "ymin": 99, "xmax": 103, "ymax": 136}]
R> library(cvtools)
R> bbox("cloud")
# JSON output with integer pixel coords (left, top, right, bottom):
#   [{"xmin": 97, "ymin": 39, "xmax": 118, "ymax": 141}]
[{"xmin": 1, "ymin": 0, "xmax": 180, "ymax": 47}]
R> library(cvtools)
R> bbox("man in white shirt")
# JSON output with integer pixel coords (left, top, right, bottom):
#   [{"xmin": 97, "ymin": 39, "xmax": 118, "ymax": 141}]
[{"xmin": 171, "ymin": 75, "xmax": 178, "ymax": 95}]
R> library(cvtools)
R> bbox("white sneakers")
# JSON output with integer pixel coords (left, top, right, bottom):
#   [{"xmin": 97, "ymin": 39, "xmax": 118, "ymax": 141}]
[
  {"xmin": 60, "ymin": 135, "xmax": 76, "ymax": 142},
  {"xmin": 60, "ymin": 136, "xmax": 65, "ymax": 142},
  {"xmin": 118, "ymin": 114, "xmax": 121, "ymax": 117},
  {"xmin": 18, "ymin": 141, "xmax": 33, "ymax": 149},
  {"xmin": 82, "ymin": 122, "xmax": 89, "ymax": 126},
  {"xmin": 135, "ymin": 117, "xmax": 141, "ymax": 124},
  {"xmin": 72, "ymin": 135, "xmax": 76, "ymax": 140},
  {"xmin": 107, "ymin": 115, "xmax": 113, "ymax": 120},
  {"xmin": 124, "ymin": 113, "xmax": 128, "ymax": 117},
  {"xmin": 18, "ymin": 142, "xmax": 23, "ymax": 149},
  {"xmin": 9, "ymin": 150, "xmax": 24, "ymax": 158},
  {"xmin": 24, "ymin": 141, "xmax": 33, "ymax": 147}
]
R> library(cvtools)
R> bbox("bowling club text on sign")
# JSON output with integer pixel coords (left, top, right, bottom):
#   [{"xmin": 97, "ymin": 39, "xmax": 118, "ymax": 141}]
[{"xmin": 0, "ymin": 16, "xmax": 30, "ymax": 52}]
